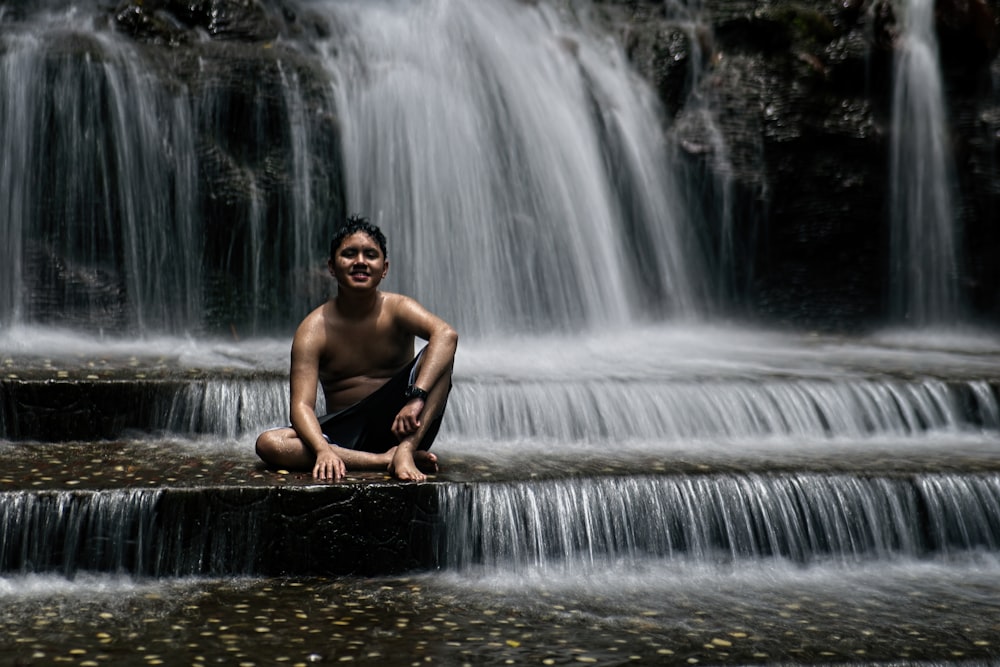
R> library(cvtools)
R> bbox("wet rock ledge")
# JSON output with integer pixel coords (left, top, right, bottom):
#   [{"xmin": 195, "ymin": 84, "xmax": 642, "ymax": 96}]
[
  {"xmin": 5, "ymin": 359, "xmax": 1000, "ymax": 441},
  {"xmin": 0, "ymin": 355, "xmax": 282, "ymax": 440},
  {"xmin": 0, "ymin": 352, "xmax": 442, "ymax": 579},
  {"xmin": 0, "ymin": 442, "xmax": 441, "ymax": 578}
]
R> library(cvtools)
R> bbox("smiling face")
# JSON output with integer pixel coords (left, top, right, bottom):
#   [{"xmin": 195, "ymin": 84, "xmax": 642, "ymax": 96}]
[{"xmin": 329, "ymin": 231, "xmax": 389, "ymax": 291}]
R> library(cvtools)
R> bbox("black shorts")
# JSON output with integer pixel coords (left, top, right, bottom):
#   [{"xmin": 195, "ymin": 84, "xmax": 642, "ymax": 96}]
[{"xmin": 315, "ymin": 350, "xmax": 445, "ymax": 453}]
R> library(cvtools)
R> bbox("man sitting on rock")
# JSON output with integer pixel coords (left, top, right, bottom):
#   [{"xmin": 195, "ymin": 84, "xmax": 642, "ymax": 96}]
[{"xmin": 255, "ymin": 215, "xmax": 457, "ymax": 482}]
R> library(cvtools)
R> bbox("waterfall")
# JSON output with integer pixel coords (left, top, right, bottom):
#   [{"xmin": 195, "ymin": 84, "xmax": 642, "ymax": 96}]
[
  {"xmin": 14, "ymin": 472, "xmax": 997, "ymax": 577},
  {"xmin": 0, "ymin": 8, "xmax": 338, "ymax": 335},
  {"xmin": 0, "ymin": 1, "xmax": 704, "ymax": 337},
  {"xmin": 0, "ymin": 19, "xmax": 202, "ymax": 333},
  {"xmin": 0, "ymin": 489, "xmax": 162, "ymax": 576},
  {"xmin": 665, "ymin": 0, "xmax": 743, "ymax": 304},
  {"xmin": 445, "ymin": 376, "xmax": 999, "ymax": 442},
  {"xmin": 165, "ymin": 377, "xmax": 299, "ymax": 438},
  {"xmin": 156, "ymin": 374, "xmax": 999, "ymax": 441},
  {"xmin": 2, "ymin": 6, "xmax": 1000, "ymax": 663},
  {"xmin": 316, "ymin": 0, "xmax": 702, "ymax": 335},
  {"xmin": 0, "ymin": 488, "xmax": 266, "ymax": 577},
  {"xmin": 889, "ymin": 0, "xmax": 962, "ymax": 325},
  {"xmin": 437, "ymin": 473, "xmax": 1000, "ymax": 571}
]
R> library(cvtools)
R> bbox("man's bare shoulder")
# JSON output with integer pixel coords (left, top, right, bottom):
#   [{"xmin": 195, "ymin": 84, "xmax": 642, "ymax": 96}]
[
  {"xmin": 379, "ymin": 291, "xmax": 431, "ymax": 321},
  {"xmin": 379, "ymin": 291, "xmax": 418, "ymax": 308},
  {"xmin": 291, "ymin": 304, "xmax": 330, "ymax": 353},
  {"xmin": 379, "ymin": 291, "xmax": 454, "ymax": 341},
  {"xmin": 294, "ymin": 304, "xmax": 330, "ymax": 333}
]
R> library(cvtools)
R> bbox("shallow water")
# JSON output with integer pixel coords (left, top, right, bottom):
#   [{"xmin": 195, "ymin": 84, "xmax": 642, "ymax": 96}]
[{"xmin": 1, "ymin": 556, "xmax": 999, "ymax": 666}]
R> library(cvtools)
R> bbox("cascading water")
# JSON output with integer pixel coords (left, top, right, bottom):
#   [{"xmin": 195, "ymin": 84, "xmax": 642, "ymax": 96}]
[
  {"xmin": 0, "ymin": 7, "xmax": 338, "ymax": 335},
  {"xmin": 889, "ymin": 0, "xmax": 962, "ymax": 325},
  {"xmin": 437, "ymin": 473, "xmax": 1000, "ymax": 571},
  {"xmin": 0, "ymin": 0, "xmax": 703, "ymax": 337},
  {"xmin": 0, "ymin": 17, "xmax": 202, "ymax": 332},
  {"xmin": 316, "ymin": 0, "xmax": 703, "ymax": 334},
  {"xmin": 665, "ymin": 0, "xmax": 742, "ymax": 303},
  {"xmin": 0, "ymin": 488, "xmax": 268, "ymax": 576}
]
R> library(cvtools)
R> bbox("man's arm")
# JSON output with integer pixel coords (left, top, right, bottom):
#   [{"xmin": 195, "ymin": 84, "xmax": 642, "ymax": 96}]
[
  {"xmin": 289, "ymin": 315, "xmax": 346, "ymax": 480},
  {"xmin": 388, "ymin": 295, "xmax": 458, "ymax": 481},
  {"xmin": 399, "ymin": 296, "xmax": 458, "ymax": 394}
]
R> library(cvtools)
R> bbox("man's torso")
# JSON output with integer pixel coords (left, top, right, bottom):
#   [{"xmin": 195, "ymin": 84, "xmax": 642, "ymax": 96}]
[{"xmin": 315, "ymin": 293, "xmax": 415, "ymax": 412}]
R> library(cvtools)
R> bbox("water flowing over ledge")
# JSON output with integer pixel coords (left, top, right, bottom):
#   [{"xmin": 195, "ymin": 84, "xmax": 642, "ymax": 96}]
[
  {"xmin": 3, "ymin": 366, "xmax": 997, "ymax": 443},
  {"xmin": 890, "ymin": 0, "xmax": 962, "ymax": 324},
  {"xmin": 2, "ymin": 472, "xmax": 1000, "ymax": 578},
  {"xmin": 0, "ymin": 484, "xmax": 437, "ymax": 577},
  {"xmin": 163, "ymin": 374, "xmax": 1000, "ymax": 441},
  {"xmin": 447, "ymin": 377, "xmax": 1000, "ymax": 442},
  {"xmin": 436, "ymin": 473, "xmax": 1000, "ymax": 572},
  {"xmin": 5, "ymin": 327, "xmax": 1000, "ymax": 445}
]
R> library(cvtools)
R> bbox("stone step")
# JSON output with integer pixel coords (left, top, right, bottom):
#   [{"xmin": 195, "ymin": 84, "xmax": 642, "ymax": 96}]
[
  {"xmin": 0, "ymin": 442, "xmax": 438, "ymax": 577},
  {"xmin": 3, "ymin": 440, "xmax": 1000, "ymax": 579},
  {"xmin": 4, "ymin": 365, "xmax": 1000, "ymax": 442},
  {"xmin": 4, "ymin": 436, "xmax": 1000, "ymax": 492},
  {"xmin": 0, "ymin": 357, "xmax": 277, "ymax": 440}
]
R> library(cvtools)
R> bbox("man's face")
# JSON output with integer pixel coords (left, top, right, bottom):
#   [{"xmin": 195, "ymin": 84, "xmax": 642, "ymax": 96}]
[{"xmin": 329, "ymin": 231, "xmax": 388, "ymax": 290}]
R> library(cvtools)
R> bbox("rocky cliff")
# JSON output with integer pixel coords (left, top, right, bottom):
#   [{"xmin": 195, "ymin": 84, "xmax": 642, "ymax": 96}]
[{"xmin": 599, "ymin": 0, "xmax": 1000, "ymax": 328}]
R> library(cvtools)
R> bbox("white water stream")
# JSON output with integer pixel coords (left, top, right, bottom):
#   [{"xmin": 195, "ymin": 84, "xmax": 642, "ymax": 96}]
[{"xmin": 889, "ymin": 0, "xmax": 962, "ymax": 324}]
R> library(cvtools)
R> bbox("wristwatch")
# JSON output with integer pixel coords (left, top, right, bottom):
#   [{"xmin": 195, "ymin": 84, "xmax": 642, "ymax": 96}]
[{"xmin": 405, "ymin": 384, "xmax": 429, "ymax": 401}]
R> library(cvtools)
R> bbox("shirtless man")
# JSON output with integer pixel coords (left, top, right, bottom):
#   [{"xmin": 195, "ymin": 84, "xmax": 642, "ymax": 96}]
[{"xmin": 255, "ymin": 216, "xmax": 457, "ymax": 482}]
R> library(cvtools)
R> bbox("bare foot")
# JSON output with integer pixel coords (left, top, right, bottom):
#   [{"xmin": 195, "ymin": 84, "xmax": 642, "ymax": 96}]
[
  {"xmin": 413, "ymin": 450, "xmax": 439, "ymax": 472},
  {"xmin": 384, "ymin": 446, "xmax": 438, "ymax": 473}
]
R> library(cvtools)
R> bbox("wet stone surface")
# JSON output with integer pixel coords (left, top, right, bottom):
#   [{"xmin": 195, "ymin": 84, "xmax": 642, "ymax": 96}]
[
  {"xmin": 0, "ymin": 573, "xmax": 998, "ymax": 666},
  {"xmin": 0, "ymin": 441, "xmax": 322, "ymax": 491},
  {"xmin": 0, "ymin": 444, "xmax": 443, "ymax": 578},
  {"xmin": 0, "ymin": 356, "xmax": 282, "ymax": 441},
  {"xmin": 0, "ymin": 441, "xmax": 270, "ymax": 491},
  {"xmin": 3, "ymin": 441, "xmax": 1000, "ymax": 493},
  {"xmin": 0, "ymin": 354, "xmax": 276, "ymax": 382}
]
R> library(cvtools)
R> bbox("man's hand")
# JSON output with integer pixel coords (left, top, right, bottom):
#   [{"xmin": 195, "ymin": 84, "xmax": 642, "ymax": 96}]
[
  {"xmin": 312, "ymin": 447, "xmax": 346, "ymax": 481},
  {"xmin": 392, "ymin": 398, "xmax": 424, "ymax": 440}
]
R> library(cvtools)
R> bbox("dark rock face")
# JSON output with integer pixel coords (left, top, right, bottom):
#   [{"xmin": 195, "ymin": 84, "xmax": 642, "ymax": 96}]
[
  {"xmin": 598, "ymin": 0, "xmax": 1000, "ymax": 330},
  {"xmin": 113, "ymin": 0, "xmax": 287, "ymax": 43},
  {"xmin": 936, "ymin": 0, "xmax": 999, "ymax": 77},
  {"xmin": 110, "ymin": 0, "xmax": 340, "ymax": 44}
]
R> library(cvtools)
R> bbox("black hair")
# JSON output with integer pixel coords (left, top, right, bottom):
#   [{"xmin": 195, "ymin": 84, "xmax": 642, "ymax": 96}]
[{"xmin": 329, "ymin": 214, "xmax": 388, "ymax": 259}]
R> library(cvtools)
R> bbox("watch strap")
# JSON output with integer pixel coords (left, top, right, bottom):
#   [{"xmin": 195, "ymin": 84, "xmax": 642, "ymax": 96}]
[{"xmin": 405, "ymin": 384, "xmax": 429, "ymax": 401}]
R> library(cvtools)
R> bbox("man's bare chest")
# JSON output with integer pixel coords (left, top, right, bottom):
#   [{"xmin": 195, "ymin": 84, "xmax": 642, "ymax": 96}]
[{"xmin": 319, "ymin": 325, "xmax": 413, "ymax": 382}]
